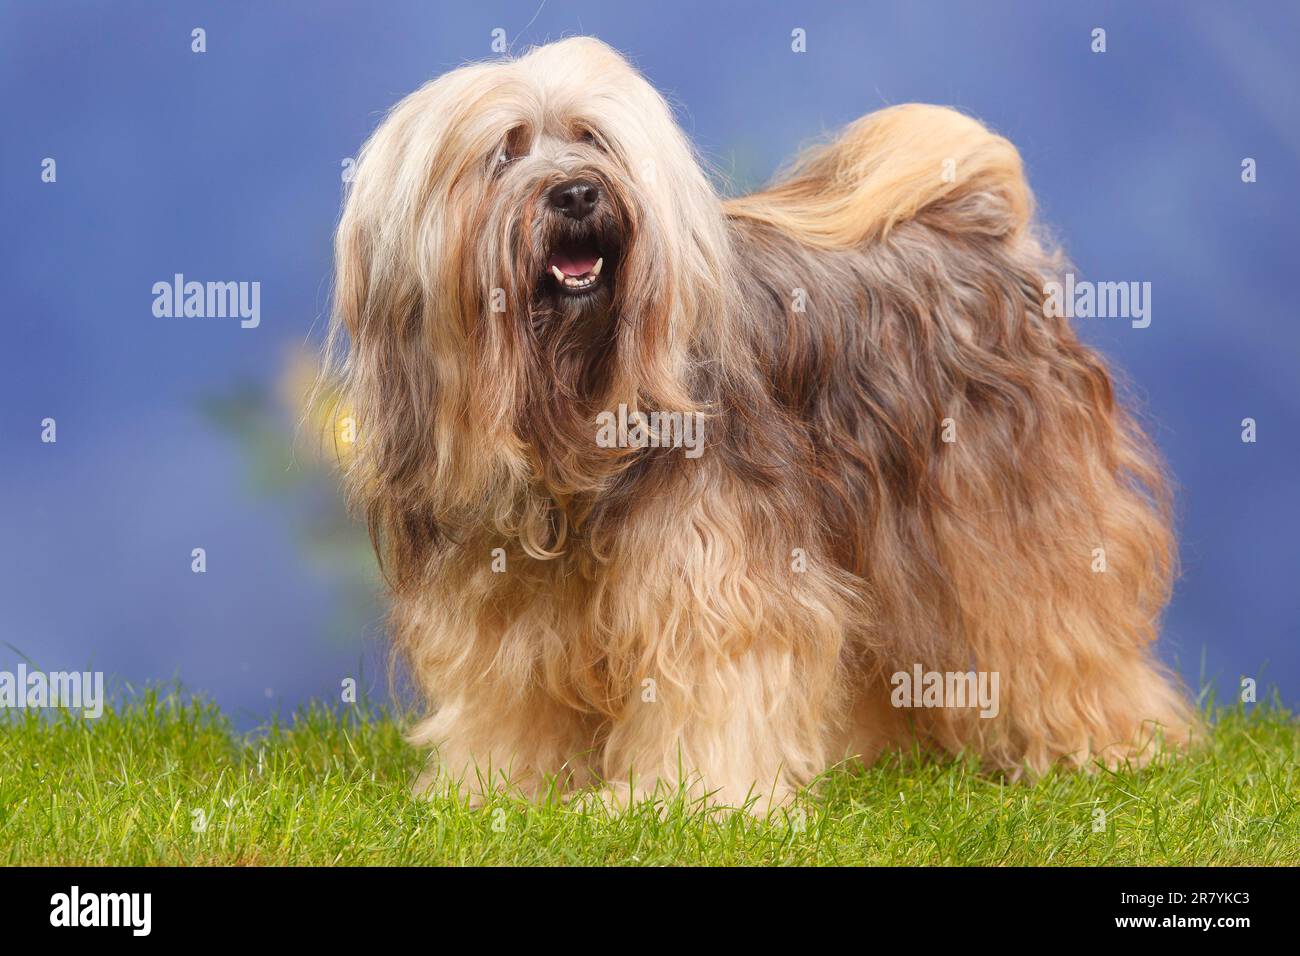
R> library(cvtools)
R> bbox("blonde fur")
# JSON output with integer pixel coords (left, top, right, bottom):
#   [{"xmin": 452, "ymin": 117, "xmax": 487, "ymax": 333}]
[
  {"xmin": 727, "ymin": 103, "xmax": 1032, "ymax": 246},
  {"xmin": 323, "ymin": 37, "xmax": 1198, "ymax": 813}
]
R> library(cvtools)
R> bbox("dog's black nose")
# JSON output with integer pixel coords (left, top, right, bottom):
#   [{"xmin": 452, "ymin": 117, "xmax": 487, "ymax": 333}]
[{"xmin": 548, "ymin": 179, "xmax": 600, "ymax": 220}]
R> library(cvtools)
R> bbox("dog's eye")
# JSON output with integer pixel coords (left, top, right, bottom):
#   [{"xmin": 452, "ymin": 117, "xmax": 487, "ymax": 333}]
[
  {"xmin": 491, "ymin": 127, "xmax": 531, "ymax": 175},
  {"xmin": 578, "ymin": 129, "xmax": 602, "ymax": 150},
  {"xmin": 490, "ymin": 145, "xmax": 522, "ymax": 178}
]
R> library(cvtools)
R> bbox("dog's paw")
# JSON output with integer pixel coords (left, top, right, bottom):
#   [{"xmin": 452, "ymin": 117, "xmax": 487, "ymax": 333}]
[
  {"xmin": 564, "ymin": 783, "xmax": 643, "ymax": 818},
  {"xmin": 409, "ymin": 765, "xmax": 494, "ymax": 808},
  {"xmin": 565, "ymin": 779, "xmax": 799, "ymax": 822}
]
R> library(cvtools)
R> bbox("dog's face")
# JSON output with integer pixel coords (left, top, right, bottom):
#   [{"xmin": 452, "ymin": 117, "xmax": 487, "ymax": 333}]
[
  {"xmin": 491, "ymin": 118, "xmax": 627, "ymax": 326},
  {"xmin": 439, "ymin": 50, "xmax": 643, "ymax": 337},
  {"xmin": 329, "ymin": 38, "xmax": 733, "ymax": 551},
  {"xmin": 339, "ymin": 36, "xmax": 719, "ymax": 346}
]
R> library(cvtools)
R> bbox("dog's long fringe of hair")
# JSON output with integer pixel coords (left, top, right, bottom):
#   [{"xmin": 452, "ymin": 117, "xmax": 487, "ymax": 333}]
[{"xmin": 320, "ymin": 38, "xmax": 1198, "ymax": 806}]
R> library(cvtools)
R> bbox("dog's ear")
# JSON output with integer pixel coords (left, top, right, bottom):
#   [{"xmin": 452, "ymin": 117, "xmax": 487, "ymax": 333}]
[
  {"xmin": 332, "ymin": 89, "xmax": 415, "ymax": 340},
  {"xmin": 326, "ymin": 158, "xmax": 437, "ymax": 584},
  {"xmin": 325, "ymin": 71, "xmax": 546, "ymax": 579}
]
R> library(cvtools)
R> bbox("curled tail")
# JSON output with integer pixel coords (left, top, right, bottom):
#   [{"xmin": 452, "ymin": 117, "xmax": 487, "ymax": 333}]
[{"xmin": 725, "ymin": 103, "xmax": 1032, "ymax": 248}]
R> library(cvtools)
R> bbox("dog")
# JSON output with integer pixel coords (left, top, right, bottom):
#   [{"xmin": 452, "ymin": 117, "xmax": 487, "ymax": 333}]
[{"xmin": 323, "ymin": 37, "xmax": 1197, "ymax": 812}]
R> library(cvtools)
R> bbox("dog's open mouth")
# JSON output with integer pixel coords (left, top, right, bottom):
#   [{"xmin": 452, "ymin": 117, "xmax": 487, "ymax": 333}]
[{"xmin": 546, "ymin": 239, "xmax": 606, "ymax": 295}]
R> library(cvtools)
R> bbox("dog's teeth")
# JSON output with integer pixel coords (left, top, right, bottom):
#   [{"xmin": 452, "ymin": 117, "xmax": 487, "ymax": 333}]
[
  {"xmin": 550, "ymin": 265, "xmax": 565, "ymax": 282},
  {"xmin": 591, "ymin": 257, "xmax": 603, "ymax": 277}
]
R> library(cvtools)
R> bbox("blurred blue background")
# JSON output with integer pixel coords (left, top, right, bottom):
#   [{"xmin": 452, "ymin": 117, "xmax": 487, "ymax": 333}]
[{"xmin": 2, "ymin": 1, "xmax": 1297, "ymax": 725}]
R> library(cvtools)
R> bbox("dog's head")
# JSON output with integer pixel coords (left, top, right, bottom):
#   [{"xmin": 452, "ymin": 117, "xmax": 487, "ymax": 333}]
[{"xmin": 327, "ymin": 38, "xmax": 729, "ymax": 566}]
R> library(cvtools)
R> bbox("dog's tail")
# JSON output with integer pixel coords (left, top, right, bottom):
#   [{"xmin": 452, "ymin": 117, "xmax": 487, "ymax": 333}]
[{"xmin": 724, "ymin": 103, "xmax": 1031, "ymax": 248}]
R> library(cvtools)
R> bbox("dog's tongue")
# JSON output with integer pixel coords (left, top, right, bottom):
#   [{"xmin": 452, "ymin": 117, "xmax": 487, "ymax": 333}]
[{"xmin": 548, "ymin": 250, "xmax": 599, "ymax": 276}]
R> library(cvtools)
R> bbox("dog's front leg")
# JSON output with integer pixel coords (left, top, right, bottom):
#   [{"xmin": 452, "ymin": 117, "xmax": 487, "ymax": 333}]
[
  {"xmin": 595, "ymin": 640, "xmax": 842, "ymax": 817},
  {"xmin": 408, "ymin": 687, "xmax": 596, "ymax": 805},
  {"xmin": 575, "ymin": 491, "xmax": 855, "ymax": 817}
]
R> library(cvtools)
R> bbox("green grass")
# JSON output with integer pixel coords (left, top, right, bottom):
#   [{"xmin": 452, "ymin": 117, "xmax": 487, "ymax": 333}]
[{"xmin": 1, "ymin": 689, "xmax": 1296, "ymax": 865}]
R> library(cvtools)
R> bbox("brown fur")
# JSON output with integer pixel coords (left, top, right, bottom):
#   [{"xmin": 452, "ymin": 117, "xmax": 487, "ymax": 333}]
[{"xmin": 321, "ymin": 38, "xmax": 1198, "ymax": 812}]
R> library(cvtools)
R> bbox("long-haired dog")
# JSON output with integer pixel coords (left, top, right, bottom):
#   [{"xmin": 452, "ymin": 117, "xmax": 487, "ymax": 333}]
[{"xmin": 324, "ymin": 37, "xmax": 1197, "ymax": 812}]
